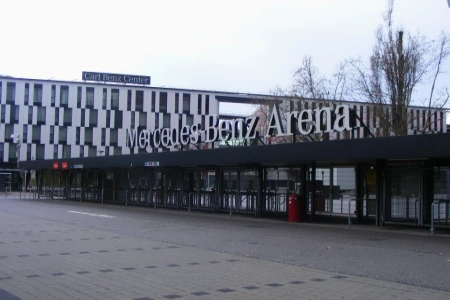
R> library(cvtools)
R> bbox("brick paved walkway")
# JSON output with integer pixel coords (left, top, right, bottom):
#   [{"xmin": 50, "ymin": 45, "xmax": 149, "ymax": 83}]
[{"xmin": 0, "ymin": 210, "xmax": 449, "ymax": 300}]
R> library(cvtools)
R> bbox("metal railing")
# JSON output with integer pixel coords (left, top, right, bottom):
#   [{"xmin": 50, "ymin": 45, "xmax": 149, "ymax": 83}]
[
  {"xmin": 265, "ymin": 191, "xmax": 287, "ymax": 212},
  {"xmin": 430, "ymin": 199, "xmax": 450, "ymax": 234}
]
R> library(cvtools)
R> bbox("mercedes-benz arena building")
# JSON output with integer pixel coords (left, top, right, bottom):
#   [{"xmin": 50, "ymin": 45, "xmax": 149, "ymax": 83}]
[{"xmin": 2, "ymin": 72, "xmax": 450, "ymax": 229}]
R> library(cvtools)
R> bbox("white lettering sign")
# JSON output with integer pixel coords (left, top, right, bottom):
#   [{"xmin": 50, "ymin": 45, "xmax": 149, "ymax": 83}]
[{"xmin": 127, "ymin": 105, "xmax": 355, "ymax": 150}]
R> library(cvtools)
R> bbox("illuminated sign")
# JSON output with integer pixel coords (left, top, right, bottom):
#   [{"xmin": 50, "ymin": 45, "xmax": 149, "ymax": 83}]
[
  {"xmin": 62, "ymin": 162, "xmax": 68, "ymax": 170},
  {"xmin": 82, "ymin": 71, "xmax": 151, "ymax": 85},
  {"xmin": 127, "ymin": 104, "xmax": 355, "ymax": 151},
  {"xmin": 53, "ymin": 162, "xmax": 59, "ymax": 169}
]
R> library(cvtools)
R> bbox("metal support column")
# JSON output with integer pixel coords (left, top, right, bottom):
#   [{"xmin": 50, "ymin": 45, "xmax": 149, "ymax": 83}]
[
  {"xmin": 311, "ymin": 162, "xmax": 316, "ymax": 221},
  {"xmin": 375, "ymin": 159, "xmax": 385, "ymax": 226},
  {"xmin": 257, "ymin": 165, "xmax": 264, "ymax": 218}
]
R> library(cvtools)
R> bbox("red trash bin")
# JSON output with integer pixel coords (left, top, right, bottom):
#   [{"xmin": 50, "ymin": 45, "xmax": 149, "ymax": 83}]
[{"xmin": 288, "ymin": 194, "xmax": 302, "ymax": 222}]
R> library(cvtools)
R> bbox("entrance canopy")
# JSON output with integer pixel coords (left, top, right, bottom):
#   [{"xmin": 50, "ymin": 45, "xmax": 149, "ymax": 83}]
[{"xmin": 20, "ymin": 133, "xmax": 450, "ymax": 170}]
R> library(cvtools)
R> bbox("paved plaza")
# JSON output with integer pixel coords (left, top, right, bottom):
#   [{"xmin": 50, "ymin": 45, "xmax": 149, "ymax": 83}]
[{"xmin": 0, "ymin": 194, "xmax": 449, "ymax": 299}]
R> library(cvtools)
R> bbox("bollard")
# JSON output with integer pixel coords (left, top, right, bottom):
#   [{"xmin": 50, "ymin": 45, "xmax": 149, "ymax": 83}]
[
  {"xmin": 430, "ymin": 201, "xmax": 436, "ymax": 234},
  {"xmin": 348, "ymin": 199, "xmax": 356, "ymax": 228}
]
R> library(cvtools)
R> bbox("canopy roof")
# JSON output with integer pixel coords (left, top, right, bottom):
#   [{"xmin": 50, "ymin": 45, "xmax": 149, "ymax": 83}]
[{"xmin": 20, "ymin": 133, "xmax": 450, "ymax": 170}]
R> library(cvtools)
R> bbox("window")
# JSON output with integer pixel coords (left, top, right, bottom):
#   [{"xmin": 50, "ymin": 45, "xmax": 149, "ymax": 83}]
[
  {"xmin": 155, "ymin": 114, "xmax": 159, "ymax": 129},
  {"xmin": 159, "ymin": 92, "xmax": 167, "ymax": 113},
  {"xmin": 198, "ymin": 94, "xmax": 202, "ymax": 114},
  {"xmin": 131, "ymin": 112, "xmax": 135, "ymax": 128},
  {"xmin": 36, "ymin": 144, "xmax": 45, "ymax": 160},
  {"xmin": 139, "ymin": 112, "xmax": 147, "ymax": 127},
  {"xmin": 434, "ymin": 111, "xmax": 438, "ymax": 132},
  {"xmin": 175, "ymin": 93, "xmax": 179, "ymax": 113},
  {"xmin": 10, "ymin": 105, "xmax": 19, "ymax": 124},
  {"xmin": 24, "ymin": 83, "xmax": 29, "ymax": 105},
  {"xmin": 127, "ymin": 90, "xmax": 132, "ymax": 110},
  {"xmin": 163, "ymin": 113, "xmax": 170, "ymax": 128},
  {"xmin": 89, "ymin": 109, "xmax": 98, "ymax": 127},
  {"xmin": 51, "ymin": 85, "xmax": 56, "ymax": 106},
  {"xmin": 0, "ymin": 143, "xmax": 3, "ymax": 162},
  {"xmin": 151, "ymin": 91, "xmax": 156, "ymax": 112},
  {"xmin": 186, "ymin": 115, "xmax": 193, "ymax": 126},
  {"xmin": 183, "ymin": 93, "xmax": 191, "ymax": 114},
  {"xmin": 6, "ymin": 82, "xmax": 16, "ymax": 104},
  {"xmin": 5, "ymin": 124, "xmax": 13, "ymax": 144},
  {"xmin": 86, "ymin": 87, "xmax": 94, "ymax": 108},
  {"xmin": 37, "ymin": 107, "xmax": 46, "ymax": 124},
  {"xmin": 50, "ymin": 126, "xmax": 55, "ymax": 144},
  {"xmin": 75, "ymin": 127, "xmax": 80, "ymax": 144},
  {"xmin": 81, "ymin": 109, "xmax": 85, "ymax": 126},
  {"xmin": 32, "ymin": 126, "xmax": 41, "ymax": 143},
  {"xmin": 53, "ymin": 145, "xmax": 58, "ymax": 159},
  {"xmin": 59, "ymin": 127, "xmax": 67, "ymax": 143},
  {"xmin": 205, "ymin": 95, "xmax": 210, "ymax": 114},
  {"xmin": 0, "ymin": 83, "xmax": 2, "ymax": 103},
  {"xmin": 27, "ymin": 107, "xmax": 33, "ymax": 124},
  {"xmin": 409, "ymin": 110, "xmax": 414, "ymax": 130},
  {"xmin": 80, "ymin": 145, "xmax": 84, "ymax": 157},
  {"xmin": 63, "ymin": 108, "xmax": 72, "ymax": 126},
  {"xmin": 111, "ymin": 89, "xmax": 119, "ymax": 109},
  {"xmin": 114, "ymin": 111, "xmax": 122, "ymax": 128},
  {"xmin": 8, "ymin": 142, "xmax": 16, "ymax": 161},
  {"xmin": 0, "ymin": 105, "xmax": 5, "ymax": 123},
  {"xmin": 84, "ymin": 128, "xmax": 93, "ymax": 144},
  {"xmin": 8, "ymin": 144, "xmax": 17, "ymax": 161},
  {"xmin": 106, "ymin": 111, "xmax": 111, "ymax": 127},
  {"xmin": 62, "ymin": 145, "xmax": 71, "ymax": 158},
  {"xmin": 22, "ymin": 125, "xmax": 28, "ymax": 143},
  {"xmin": 102, "ymin": 88, "xmax": 107, "ymax": 109},
  {"xmin": 33, "ymin": 84, "xmax": 43, "ymax": 105},
  {"xmin": 136, "ymin": 90, "xmax": 144, "ymax": 111},
  {"xmin": 101, "ymin": 128, "xmax": 106, "ymax": 145},
  {"xmin": 77, "ymin": 86, "xmax": 82, "ymax": 108},
  {"xmin": 110, "ymin": 129, "xmax": 118, "ymax": 145},
  {"xmin": 113, "ymin": 147, "xmax": 121, "ymax": 156},
  {"xmin": 88, "ymin": 146, "xmax": 96, "ymax": 157},
  {"xmin": 60, "ymin": 85, "xmax": 69, "ymax": 106},
  {"xmin": 27, "ymin": 144, "xmax": 31, "ymax": 160}
]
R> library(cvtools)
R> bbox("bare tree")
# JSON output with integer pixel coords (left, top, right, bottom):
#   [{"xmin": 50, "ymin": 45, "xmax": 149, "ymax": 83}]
[
  {"xmin": 291, "ymin": 56, "xmax": 349, "ymax": 101},
  {"xmin": 349, "ymin": 0, "xmax": 450, "ymax": 136},
  {"xmin": 251, "ymin": 56, "xmax": 350, "ymax": 144},
  {"xmin": 253, "ymin": 0, "xmax": 449, "ymax": 142}
]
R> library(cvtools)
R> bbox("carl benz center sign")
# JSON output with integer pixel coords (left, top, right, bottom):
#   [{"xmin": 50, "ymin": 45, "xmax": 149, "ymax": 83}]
[
  {"xmin": 82, "ymin": 71, "xmax": 151, "ymax": 85},
  {"xmin": 127, "ymin": 104, "xmax": 356, "ymax": 150}
]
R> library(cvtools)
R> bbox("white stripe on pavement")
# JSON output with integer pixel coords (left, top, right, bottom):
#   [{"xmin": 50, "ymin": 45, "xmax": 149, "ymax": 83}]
[{"xmin": 67, "ymin": 211, "xmax": 115, "ymax": 218}]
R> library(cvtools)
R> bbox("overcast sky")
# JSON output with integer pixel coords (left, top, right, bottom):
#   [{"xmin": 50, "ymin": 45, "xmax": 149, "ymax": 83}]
[{"xmin": 1, "ymin": 0, "xmax": 449, "ymax": 115}]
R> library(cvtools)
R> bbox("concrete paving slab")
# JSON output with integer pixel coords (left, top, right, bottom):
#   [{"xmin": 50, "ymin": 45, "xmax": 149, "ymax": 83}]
[{"xmin": 1, "ymin": 208, "xmax": 449, "ymax": 300}]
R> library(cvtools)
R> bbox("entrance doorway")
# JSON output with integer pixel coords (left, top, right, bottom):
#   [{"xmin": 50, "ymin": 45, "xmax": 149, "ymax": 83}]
[{"xmin": 218, "ymin": 169, "xmax": 259, "ymax": 215}]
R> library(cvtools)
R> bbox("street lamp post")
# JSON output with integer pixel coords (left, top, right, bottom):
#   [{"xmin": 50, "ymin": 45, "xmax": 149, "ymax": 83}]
[{"xmin": 11, "ymin": 133, "xmax": 24, "ymax": 199}]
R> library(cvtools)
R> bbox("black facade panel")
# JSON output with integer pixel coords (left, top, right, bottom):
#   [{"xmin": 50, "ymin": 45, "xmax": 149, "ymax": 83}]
[{"xmin": 114, "ymin": 111, "xmax": 123, "ymax": 128}]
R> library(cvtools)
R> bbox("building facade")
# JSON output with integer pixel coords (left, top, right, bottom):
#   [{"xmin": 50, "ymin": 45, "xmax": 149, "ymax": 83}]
[
  {"xmin": 1, "ymin": 75, "xmax": 447, "ymax": 167},
  {"xmin": 2, "ymin": 75, "xmax": 450, "ymax": 230},
  {"xmin": 0, "ymin": 75, "xmax": 225, "ymax": 166}
]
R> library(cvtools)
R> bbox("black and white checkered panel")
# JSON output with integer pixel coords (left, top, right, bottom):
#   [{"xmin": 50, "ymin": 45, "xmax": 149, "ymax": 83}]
[{"xmin": 0, "ymin": 77, "xmax": 446, "ymax": 163}]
